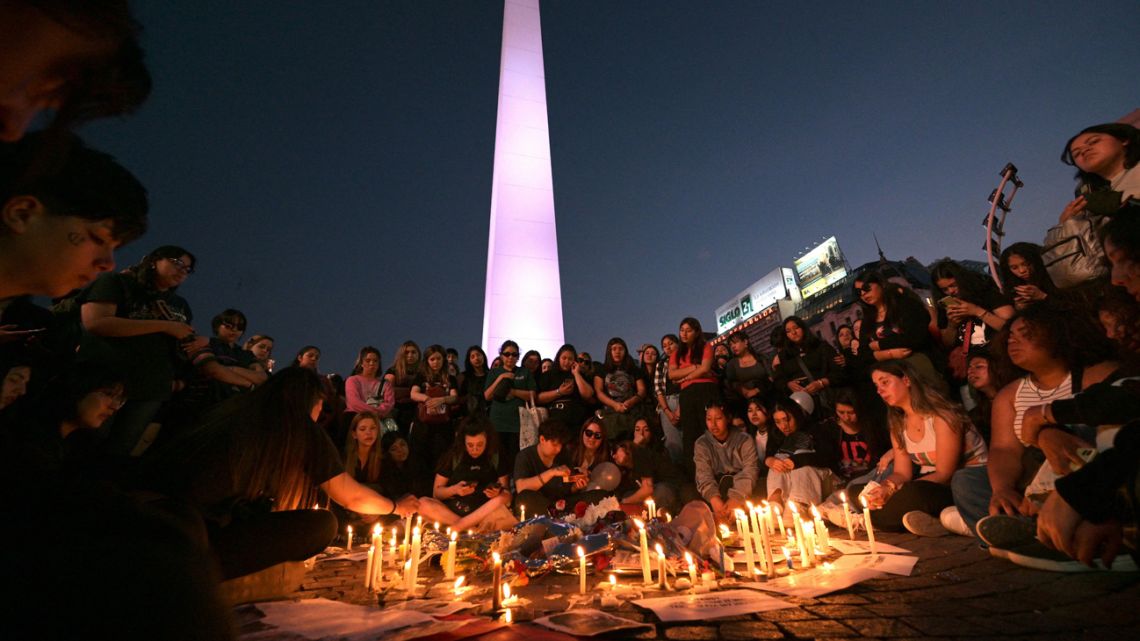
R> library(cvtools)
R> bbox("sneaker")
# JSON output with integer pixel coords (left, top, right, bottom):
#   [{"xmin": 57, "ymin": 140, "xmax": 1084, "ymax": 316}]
[
  {"xmin": 976, "ymin": 514, "xmax": 1036, "ymax": 549},
  {"xmin": 903, "ymin": 511, "xmax": 949, "ymax": 537},
  {"xmin": 939, "ymin": 507, "xmax": 973, "ymax": 537},
  {"xmin": 1002, "ymin": 541, "xmax": 1139, "ymax": 573}
]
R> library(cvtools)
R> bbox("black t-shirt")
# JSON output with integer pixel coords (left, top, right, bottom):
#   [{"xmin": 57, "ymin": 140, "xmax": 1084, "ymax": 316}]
[
  {"xmin": 631, "ymin": 445, "xmax": 680, "ymax": 485},
  {"xmin": 836, "ymin": 429, "xmax": 874, "ymax": 482},
  {"xmin": 594, "ymin": 366, "xmax": 639, "ymax": 403},
  {"xmin": 438, "ymin": 452, "xmax": 507, "ymax": 489},
  {"xmin": 539, "ymin": 369, "xmax": 585, "ymax": 405},
  {"xmin": 78, "ymin": 272, "xmax": 193, "ymax": 401},
  {"xmin": 512, "ymin": 444, "xmax": 571, "ymax": 499}
]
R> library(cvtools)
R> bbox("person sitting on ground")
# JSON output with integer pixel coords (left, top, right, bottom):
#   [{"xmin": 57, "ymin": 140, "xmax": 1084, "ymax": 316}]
[
  {"xmin": 964, "ymin": 349, "xmax": 1004, "ymax": 444},
  {"xmin": 612, "ymin": 415, "xmax": 681, "ymax": 514},
  {"xmin": 743, "ymin": 398, "xmax": 772, "ymax": 481},
  {"xmin": 377, "ymin": 430, "xmax": 430, "ymax": 503},
  {"xmin": 1000, "ymin": 243, "xmax": 1059, "ymax": 311},
  {"xmin": 826, "ymin": 389, "xmax": 891, "ymax": 490},
  {"xmin": 134, "ymin": 367, "xmax": 418, "ymax": 581},
  {"xmin": 567, "ymin": 414, "xmax": 620, "ymax": 496},
  {"xmin": 694, "ymin": 401, "xmax": 759, "ymax": 522},
  {"xmin": 0, "ymin": 352, "xmax": 31, "ymax": 415},
  {"xmin": 864, "ymin": 360, "xmax": 988, "ymax": 534},
  {"xmin": 762, "ymin": 397, "xmax": 839, "ymax": 511},
  {"xmin": 962, "ymin": 303, "xmax": 1117, "ymax": 535},
  {"xmin": 512, "ymin": 418, "xmax": 576, "ymax": 517},
  {"xmin": 418, "ymin": 415, "xmax": 514, "ymax": 532}
]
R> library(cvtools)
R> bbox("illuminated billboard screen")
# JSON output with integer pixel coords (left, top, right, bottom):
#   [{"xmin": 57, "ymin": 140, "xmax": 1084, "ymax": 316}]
[
  {"xmin": 794, "ymin": 237, "xmax": 848, "ymax": 299},
  {"xmin": 715, "ymin": 268, "xmax": 788, "ymax": 335}
]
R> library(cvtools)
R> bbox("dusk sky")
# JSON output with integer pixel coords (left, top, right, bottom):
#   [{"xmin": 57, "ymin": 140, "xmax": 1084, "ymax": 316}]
[{"xmin": 79, "ymin": 0, "xmax": 1139, "ymax": 374}]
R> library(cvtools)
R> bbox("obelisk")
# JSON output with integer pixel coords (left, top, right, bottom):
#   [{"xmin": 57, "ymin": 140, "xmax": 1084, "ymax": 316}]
[{"xmin": 481, "ymin": 0, "xmax": 565, "ymax": 359}]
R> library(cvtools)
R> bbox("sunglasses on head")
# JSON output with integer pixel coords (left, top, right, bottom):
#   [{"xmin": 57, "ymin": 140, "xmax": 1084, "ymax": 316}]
[{"xmin": 583, "ymin": 429, "xmax": 603, "ymax": 440}]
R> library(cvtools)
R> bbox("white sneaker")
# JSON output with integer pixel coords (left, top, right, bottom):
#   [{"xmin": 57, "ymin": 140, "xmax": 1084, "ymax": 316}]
[
  {"xmin": 903, "ymin": 510, "xmax": 949, "ymax": 537},
  {"xmin": 939, "ymin": 507, "xmax": 973, "ymax": 537}
]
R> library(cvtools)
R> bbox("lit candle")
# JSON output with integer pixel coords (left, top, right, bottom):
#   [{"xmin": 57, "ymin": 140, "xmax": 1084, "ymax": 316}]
[
  {"xmin": 519, "ymin": 505, "xmax": 526, "ymax": 522},
  {"xmin": 811, "ymin": 504, "xmax": 830, "ymax": 554},
  {"xmin": 445, "ymin": 531, "xmax": 458, "ymax": 579},
  {"xmin": 635, "ymin": 518, "xmax": 652, "ymax": 585},
  {"xmin": 389, "ymin": 528, "xmax": 398, "ymax": 567},
  {"xmin": 346, "ymin": 525, "xmax": 353, "ymax": 551},
  {"xmin": 781, "ymin": 546, "xmax": 793, "ymax": 570},
  {"xmin": 759, "ymin": 509, "xmax": 776, "ymax": 578},
  {"xmin": 663, "ymin": 511, "xmax": 671, "ymax": 522},
  {"xmin": 841, "ymin": 491, "xmax": 855, "ymax": 540},
  {"xmin": 453, "ymin": 575, "xmax": 465, "ymax": 597},
  {"xmin": 685, "ymin": 551, "xmax": 697, "ymax": 588},
  {"xmin": 762, "ymin": 500, "xmax": 775, "ymax": 535},
  {"xmin": 403, "ymin": 559, "xmax": 412, "ymax": 592},
  {"xmin": 735, "ymin": 510, "xmax": 755, "ymax": 576},
  {"xmin": 609, "ymin": 574, "xmax": 617, "ymax": 590},
  {"xmin": 433, "ymin": 521, "xmax": 440, "ymax": 532},
  {"xmin": 772, "ymin": 504, "xmax": 783, "ymax": 536},
  {"xmin": 374, "ymin": 533, "xmax": 384, "ymax": 586},
  {"xmin": 645, "ymin": 498, "xmax": 656, "ymax": 520},
  {"xmin": 491, "ymin": 552, "xmax": 503, "ymax": 611},
  {"xmin": 655, "ymin": 543, "xmax": 667, "ymax": 590},
  {"xmin": 407, "ymin": 526, "xmax": 421, "ymax": 594},
  {"xmin": 403, "ymin": 513, "xmax": 412, "ymax": 548},
  {"xmin": 577, "ymin": 545, "xmax": 587, "ymax": 594},
  {"xmin": 861, "ymin": 496, "xmax": 877, "ymax": 555},
  {"xmin": 789, "ymin": 505, "xmax": 808, "ymax": 565},
  {"xmin": 502, "ymin": 583, "xmax": 517, "ymax": 605},
  {"xmin": 504, "ymin": 607, "xmax": 513, "ymax": 624},
  {"xmin": 364, "ymin": 544, "xmax": 375, "ymax": 590},
  {"xmin": 802, "ymin": 520, "xmax": 817, "ymax": 566},
  {"xmin": 749, "ymin": 506, "xmax": 765, "ymax": 573}
]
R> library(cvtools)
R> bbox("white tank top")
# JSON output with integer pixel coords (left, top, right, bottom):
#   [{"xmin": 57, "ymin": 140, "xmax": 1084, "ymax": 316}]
[{"xmin": 1013, "ymin": 373, "xmax": 1073, "ymax": 446}]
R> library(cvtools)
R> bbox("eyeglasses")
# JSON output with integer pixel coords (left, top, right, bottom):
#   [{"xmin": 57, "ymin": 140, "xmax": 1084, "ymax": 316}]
[
  {"xmin": 168, "ymin": 257, "xmax": 194, "ymax": 274},
  {"xmin": 96, "ymin": 388, "xmax": 127, "ymax": 409},
  {"xmin": 583, "ymin": 429, "xmax": 603, "ymax": 440},
  {"xmin": 501, "ymin": 351, "xmax": 519, "ymax": 357},
  {"xmin": 221, "ymin": 321, "xmax": 245, "ymax": 332},
  {"xmin": 576, "ymin": 357, "xmax": 589, "ymax": 363}
]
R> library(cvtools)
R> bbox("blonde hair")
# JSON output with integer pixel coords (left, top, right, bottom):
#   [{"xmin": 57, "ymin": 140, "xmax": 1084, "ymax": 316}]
[{"xmin": 344, "ymin": 412, "xmax": 383, "ymax": 482}]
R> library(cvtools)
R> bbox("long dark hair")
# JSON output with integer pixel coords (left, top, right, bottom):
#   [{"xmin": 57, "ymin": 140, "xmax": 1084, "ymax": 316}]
[
  {"xmin": 143, "ymin": 367, "xmax": 330, "ymax": 511},
  {"xmin": 344, "ymin": 411, "xmax": 383, "ymax": 482},
  {"xmin": 990, "ymin": 300, "xmax": 1116, "ymax": 377},
  {"xmin": 570, "ymin": 415, "xmax": 611, "ymax": 469},
  {"xmin": 1061, "ymin": 123, "xmax": 1140, "ymax": 189},
  {"xmin": 780, "ymin": 316, "xmax": 820, "ymax": 352},
  {"xmin": 853, "ymin": 271, "xmax": 913, "ymax": 340},
  {"xmin": 463, "ymin": 345, "xmax": 489, "ymax": 377},
  {"xmin": 437, "ymin": 414, "xmax": 499, "ymax": 474},
  {"xmin": 418, "ymin": 344, "xmax": 448, "ymax": 385},
  {"xmin": 603, "ymin": 337, "xmax": 637, "ymax": 374},
  {"xmin": 127, "ymin": 245, "xmax": 195, "ymax": 292},
  {"xmin": 999, "ymin": 243, "xmax": 1057, "ymax": 297},
  {"xmin": 350, "ymin": 346, "xmax": 381, "ymax": 377},
  {"xmin": 675, "ymin": 317, "xmax": 706, "ymax": 365}
]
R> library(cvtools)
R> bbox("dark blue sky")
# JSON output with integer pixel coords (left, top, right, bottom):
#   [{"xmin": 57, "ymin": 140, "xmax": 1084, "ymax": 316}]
[{"xmin": 80, "ymin": 0, "xmax": 1139, "ymax": 373}]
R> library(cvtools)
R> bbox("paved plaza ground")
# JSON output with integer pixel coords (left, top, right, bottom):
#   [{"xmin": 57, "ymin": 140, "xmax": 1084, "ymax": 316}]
[{"xmin": 237, "ymin": 529, "xmax": 1140, "ymax": 641}]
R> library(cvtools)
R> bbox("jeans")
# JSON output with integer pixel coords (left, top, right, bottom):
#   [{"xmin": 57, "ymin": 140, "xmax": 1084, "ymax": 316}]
[
  {"xmin": 950, "ymin": 465, "xmax": 991, "ymax": 535},
  {"xmin": 659, "ymin": 394, "xmax": 682, "ymax": 464}
]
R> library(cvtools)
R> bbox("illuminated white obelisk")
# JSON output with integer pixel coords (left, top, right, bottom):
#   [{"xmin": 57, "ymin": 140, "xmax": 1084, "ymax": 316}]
[{"xmin": 482, "ymin": 0, "xmax": 564, "ymax": 358}]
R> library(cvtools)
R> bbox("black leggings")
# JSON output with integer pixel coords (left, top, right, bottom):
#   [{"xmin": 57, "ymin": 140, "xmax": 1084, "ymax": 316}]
[
  {"xmin": 209, "ymin": 509, "xmax": 337, "ymax": 579},
  {"xmin": 679, "ymin": 382, "xmax": 720, "ymax": 475},
  {"xmin": 869, "ymin": 480, "xmax": 953, "ymax": 532}
]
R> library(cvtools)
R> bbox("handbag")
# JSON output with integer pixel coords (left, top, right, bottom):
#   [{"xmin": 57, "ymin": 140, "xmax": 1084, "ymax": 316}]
[
  {"xmin": 518, "ymin": 399, "xmax": 548, "ymax": 449},
  {"xmin": 947, "ymin": 319, "xmax": 973, "ymax": 380},
  {"xmin": 1041, "ymin": 211, "xmax": 1108, "ymax": 289},
  {"xmin": 416, "ymin": 382, "xmax": 451, "ymax": 425}
]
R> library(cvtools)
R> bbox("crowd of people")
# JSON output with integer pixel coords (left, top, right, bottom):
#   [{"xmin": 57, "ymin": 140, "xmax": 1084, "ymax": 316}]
[{"xmin": 1, "ymin": 2, "xmax": 1138, "ymax": 639}]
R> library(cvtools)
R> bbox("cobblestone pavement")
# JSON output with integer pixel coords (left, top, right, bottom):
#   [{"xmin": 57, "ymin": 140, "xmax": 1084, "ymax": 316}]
[{"xmin": 248, "ymin": 531, "xmax": 1140, "ymax": 640}]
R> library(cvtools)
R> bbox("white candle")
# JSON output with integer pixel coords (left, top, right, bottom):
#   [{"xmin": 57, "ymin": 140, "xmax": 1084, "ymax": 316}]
[
  {"xmin": 749, "ymin": 506, "xmax": 765, "ymax": 573},
  {"xmin": 389, "ymin": 528, "xmax": 398, "ymax": 567},
  {"xmin": 772, "ymin": 504, "xmax": 783, "ymax": 536},
  {"xmin": 635, "ymin": 518, "xmax": 652, "ymax": 585},
  {"xmin": 782, "ymin": 546, "xmax": 793, "ymax": 570},
  {"xmin": 403, "ymin": 513, "xmax": 412, "ymax": 548},
  {"xmin": 445, "ymin": 531, "xmax": 457, "ymax": 579},
  {"xmin": 685, "ymin": 551, "xmax": 697, "ymax": 588},
  {"xmin": 577, "ymin": 545, "xmax": 587, "ymax": 594},
  {"xmin": 861, "ymin": 496, "xmax": 877, "ymax": 555},
  {"xmin": 491, "ymin": 552, "xmax": 503, "ymax": 610},
  {"xmin": 346, "ymin": 525, "xmax": 353, "ymax": 551},
  {"xmin": 407, "ymin": 526, "xmax": 421, "ymax": 593},
  {"xmin": 759, "ymin": 509, "xmax": 776, "ymax": 578},
  {"xmin": 520, "ymin": 505, "xmax": 525, "ymax": 522},
  {"xmin": 762, "ymin": 500, "xmax": 775, "ymax": 535},
  {"xmin": 364, "ymin": 544, "xmax": 375, "ymax": 590},
  {"xmin": 645, "ymin": 498, "xmax": 656, "ymax": 520},
  {"xmin": 403, "ymin": 559, "xmax": 412, "ymax": 592},
  {"xmin": 811, "ymin": 504, "xmax": 830, "ymax": 553},
  {"xmin": 802, "ymin": 520, "xmax": 817, "ymax": 566},
  {"xmin": 841, "ymin": 491, "xmax": 855, "ymax": 540},
  {"xmin": 735, "ymin": 511, "xmax": 755, "ymax": 576},
  {"xmin": 453, "ymin": 575, "xmax": 466, "ymax": 597},
  {"xmin": 790, "ymin": 505, "xmax": 808, "ymax": 566},
  {"xmin": 609, "ymin": 574, "xmax": 617, "ymax": 591},
  {"xmin": 655, "ymin": 543, "xmax": 667, "ymax": 590}
]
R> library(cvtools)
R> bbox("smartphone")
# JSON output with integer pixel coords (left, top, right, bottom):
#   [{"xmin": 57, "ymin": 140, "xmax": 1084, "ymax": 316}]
[{"xmin": 938, "ymin": 295, "xmax": 960, "ymax": 308}]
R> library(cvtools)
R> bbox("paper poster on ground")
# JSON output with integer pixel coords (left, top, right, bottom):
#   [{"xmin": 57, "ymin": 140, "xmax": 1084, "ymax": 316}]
[
  {"xmin": 533, "ymin": 609, "xmax": 653, "ymax": 636},
  {"xmin": 633, "ymin": 589, "xmax": 793, "ymax": 622},
  {"xmin": 740, "ymin": 567, "xmax": 885, "ymax": 598}
]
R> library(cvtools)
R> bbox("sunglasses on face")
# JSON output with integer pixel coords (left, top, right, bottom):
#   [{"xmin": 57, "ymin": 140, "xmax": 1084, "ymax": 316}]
[
  {"xmin": 583, "ymin": 429, "xmax": 603, "ymax": 440},
  {"xmin": 576, "ymin": 357, "xmax": 589, "ymax": 363},
  {"xmin": 221, "ymin": 321, "xmax": 245, "ymax": 332},
  {"xmin": 501, "ymin": 351, "xmax": 519, "ymax": 357}
]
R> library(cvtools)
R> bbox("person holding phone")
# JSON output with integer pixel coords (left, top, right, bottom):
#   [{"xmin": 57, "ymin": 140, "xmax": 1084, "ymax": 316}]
[
  {"xmin": 417, "ymin": 415, "xmax": 512, "ymax": 532},
  {"xmin": 931, "ymin": 260, "xmax": 1014, "ymax": 388}
]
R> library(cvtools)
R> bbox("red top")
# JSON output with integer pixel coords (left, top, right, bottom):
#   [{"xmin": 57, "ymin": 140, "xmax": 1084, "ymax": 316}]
[{"xmin": 670, "ymin": 343, "xmax": 716, "ymax": 389}]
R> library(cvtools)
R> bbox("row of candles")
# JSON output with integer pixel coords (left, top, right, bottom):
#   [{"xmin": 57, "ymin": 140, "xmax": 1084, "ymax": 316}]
[{"xmin": 357, "ymin": 514, "xmax": 464, "ymax": 593}]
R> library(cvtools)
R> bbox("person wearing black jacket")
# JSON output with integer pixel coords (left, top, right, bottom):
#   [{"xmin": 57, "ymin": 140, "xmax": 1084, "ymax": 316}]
[{"xmin": 763, "ymin": 397, "xmax": 839, "ymax": 509}]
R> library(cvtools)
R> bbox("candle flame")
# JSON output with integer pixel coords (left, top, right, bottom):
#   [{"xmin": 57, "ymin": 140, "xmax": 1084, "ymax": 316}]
[
  {"xmin": 654, "ymin": 542, "xmax": 664, "ymax": 554},
  {"xmin": 504, "ymin": 608, "xmax": 513, "ymax": 624},
  {"xmin": 860, "ymin": 495, "xmax": 869, "ymax": 508},
  {"xmin": 634, "ymin": 518, "xmax": 644, "ymax": 529},
  {"xmin": 840, "ymin": 490, "xmax": 849, "ymax": 504},
  {"xmin": 811, "ymin": 505, "xmax": 822, "ymax": 519},
  {"xmin": 609, "ymin": 574, "xmax": 617, "ymax": 586},
  {"xmin": 684, "ymin": 551, "xmax": 693, "ymax": 566},
  {"xmin": 346, "ymin": 525, "xmax": 353, "ymax": 535},
  {"xmin": 492, "ymin": 551, "xmax": 501, "ymax": 564},
  {"xmin": 450, "ymin": 531, "xmax": 457, "ymax": 541},
  {"xmin": 434, "ymin": 521, "xmax": 440, "ymax": 530},
  {"xmin": 719, "ymin": 524, "xmax": 731, "ymax": 537},
  {"xmin": 503, "ymin": 584, "xmax": 511, "ymax": 599},
  {"xmin": 576, "ymin": 545, "xmax": 585, "ymax": 558},
  {"xmin": 789, "ymin": 502, "xmax": 799, "ymax": 515},
  {"xmin": 454, "ymin": 576, "xmax": 465, "ymax": 590}
]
